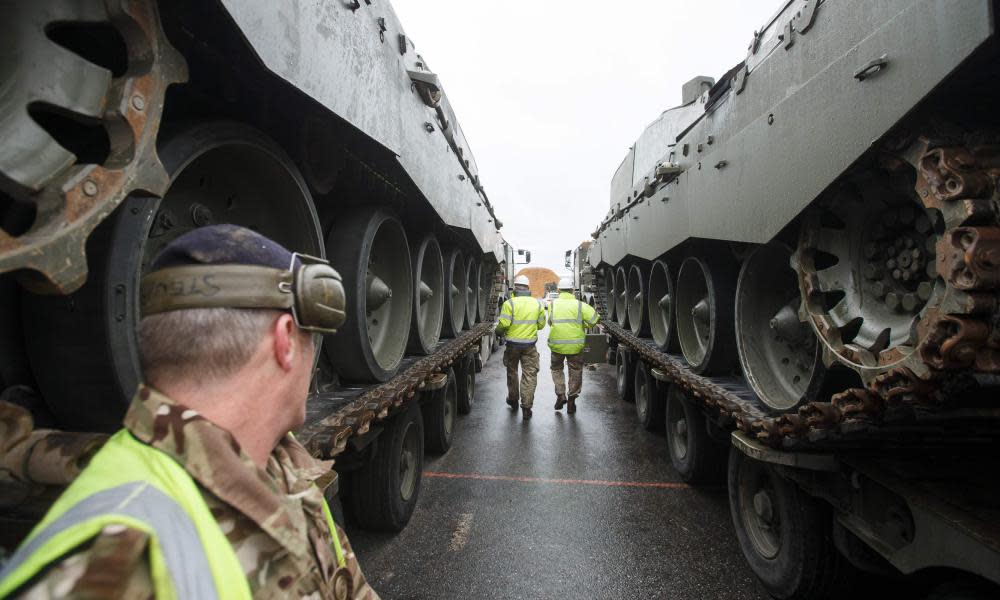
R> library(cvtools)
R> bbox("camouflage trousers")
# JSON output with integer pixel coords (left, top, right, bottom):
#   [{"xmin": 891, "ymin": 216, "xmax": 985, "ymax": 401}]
[
  {"xmin": 550, "ymin": 352, "xmax": 584, "ymax": 399},
  {"xmin": 503, "ymin": 344, "xmax": 539, "ymax": 409}
]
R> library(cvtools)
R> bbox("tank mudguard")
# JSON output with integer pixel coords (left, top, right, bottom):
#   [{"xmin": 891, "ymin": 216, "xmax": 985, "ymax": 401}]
[
  {"xmin": 599, "ymin": 0, "xmax": 994, "ymax": 266},
  {"xmin": 217, "ymin": 0, "xmax": 500, "ymax": 253}
]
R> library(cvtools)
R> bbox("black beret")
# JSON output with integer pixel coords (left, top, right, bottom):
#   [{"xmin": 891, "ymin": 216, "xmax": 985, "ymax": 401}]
[{"xmin": 150, "ymin": 224, "xmax": 293, "ymax": 271}]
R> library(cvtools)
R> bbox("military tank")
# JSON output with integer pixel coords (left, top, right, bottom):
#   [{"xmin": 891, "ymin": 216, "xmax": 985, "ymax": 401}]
[
  {"xmin": 0, "ymin": 0, "xmax": 504, "ymax": 541},
  {"xmin": 588, "ymin": 0, "xmax": 1000, "ymax": 597}
]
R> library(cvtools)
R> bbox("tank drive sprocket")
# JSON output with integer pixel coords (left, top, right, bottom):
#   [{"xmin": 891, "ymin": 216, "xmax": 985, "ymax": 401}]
[
  {"xmin": 796, "ymin": 139, "xmax": 1000, "ymax": 385},
  {"xmin": 0, "ymin": 0, "xmax": 187, "ymax": 294}
]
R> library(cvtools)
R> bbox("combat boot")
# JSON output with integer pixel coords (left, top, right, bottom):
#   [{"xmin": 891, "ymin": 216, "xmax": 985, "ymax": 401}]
[
  {"xmin": 506, "ymin": 397, "xmax": 518, "ymax": 410},
  {"xmin": 522, "ymin": 407, "xmax": 532, "ymax": 420},
  {"xmin": 555, "ymin": 394, "xmax": 567, "ymax": 411},
  {"xmin": 567, "ymin": 395, "xmax": 577, "ymax": 415}
]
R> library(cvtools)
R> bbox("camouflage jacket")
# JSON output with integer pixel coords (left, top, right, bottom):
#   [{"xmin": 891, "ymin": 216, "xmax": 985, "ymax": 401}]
[{"xmin": 15, "ymin": 385, "xmax": 378, "ymax": 599}]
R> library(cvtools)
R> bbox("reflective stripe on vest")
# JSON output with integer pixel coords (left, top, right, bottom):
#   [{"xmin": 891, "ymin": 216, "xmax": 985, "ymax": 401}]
[
  {"xmin": 0, "ymin": 482, "xmax": 216, "ymax": 599},
  {"xmin": 549, "ymin": 300, "xmax": 583, "ymax": 325},
  {"xmin": 548, "ymin": 296, "xmax": 593, "ymax": 354}
]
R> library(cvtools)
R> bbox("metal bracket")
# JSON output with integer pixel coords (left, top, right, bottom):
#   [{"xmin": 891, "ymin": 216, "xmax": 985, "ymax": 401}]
[
  {"xmin": 854, "ymin": 54, "xmax": 889, "ymax": 81},
  {"xmin": 418, "ymin": 372, "xmax": 448, "ymax": 392},
  {"xmin": 731, "ymin": 431, "xmax": 839, "ymax": 471},
  {"xmin": 793, "ymin": 0, "xmax": 820, "ymax": 34}
]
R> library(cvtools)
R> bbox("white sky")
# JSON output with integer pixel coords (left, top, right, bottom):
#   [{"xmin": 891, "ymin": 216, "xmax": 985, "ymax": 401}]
[{"xmin": 392, "ymin": 1, "xmax": 781, "ymax": 275}]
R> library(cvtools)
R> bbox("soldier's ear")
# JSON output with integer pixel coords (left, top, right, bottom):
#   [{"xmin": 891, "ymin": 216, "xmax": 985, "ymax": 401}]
[{"xmin": 272, "ymin": 313, "xmax": 298, "ymax": 372}]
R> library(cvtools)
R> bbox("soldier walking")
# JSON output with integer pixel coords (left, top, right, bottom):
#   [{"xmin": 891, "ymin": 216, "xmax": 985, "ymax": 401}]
[
  {"xmin": 549, "ymin": 278, "xmax": 600, "ymax": 414},
  {"xmin": 495, "ymin": 275, "xmax": 546, "ymax": 419},
  {"xmin": 0, "ymin": 225, "xmax": 377, "ymax": 600}
]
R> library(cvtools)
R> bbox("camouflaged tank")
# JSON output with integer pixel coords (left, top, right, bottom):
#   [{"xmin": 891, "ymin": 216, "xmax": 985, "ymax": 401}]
[{"xmin": 0, "ymin": 0, "xmax": 505, "ymax": 543}]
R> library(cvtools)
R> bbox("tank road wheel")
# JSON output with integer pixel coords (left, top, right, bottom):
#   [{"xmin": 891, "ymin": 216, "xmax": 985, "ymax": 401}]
[
  {"xmin": 407, "ymin": 235, "xmax": 444, "ymax": 355},
  {"xmin": 477, "ymin": 259, "xmax": 493, "ymax": 322},
  {"xmin": 22, "ymin": 121, "xmax": 323, "ymax": 430},
  {"xmin": 736, "ymin": 243, "xmax": 825, "ymax": 412},
  {"xmin": 627, "ymin": 263, "xmax": 651, "ymax": 336},
  {"xmin": 603, "ymin": 269, "xmax": 617, "ymax": 321},
  {"xmin": 675, "ymin": 255, "xmax": 738, "ymax": 375},
  {"xmin": 464, "ymin": 256, "xmax": 480, "ymax": 328},
  {"xmin": 796, "ymin": 171, "xmax": 942, "ymax": 382},
  {"xmin": 648, "ymin": 259, "xmax": 679, "ymax": 352},
  {"xmin": 456, "ymin": 354, "xmax": 476, "ymax": 415},
  {"xmin": 665, "ymin": 386, "xmax": 726, "ymax": 483},
  {"xmin": 0, "ymin": 0, "xmax": 186, "ymax": 293},
  {"xmin": 442, "ymin": 249, "xmax": 467, "ymax": 338},
  {"xmin": 634, "ymin": 361, "xmax": 663, "ymax": 431},
  {"xmin": 352, "ymin": 402, "xmax": 424, "ymax": 531},
  {"xmin": 616, "ymin": 346, "xmax": 634, "ymax": 403},
  {"xmin": 728, "ymin": 447, "xmax": 849, "ymax": 599},
  {"xmin": 326, "ymin": 208, "xmax": 412, "ymax": 382},
  {"xmin": 614, "ymin": 265, "xmax": 628, "ymax": 327},
  {"xmin": 423, "ymin": 366, "xmax": 457, "ymax": 454}
]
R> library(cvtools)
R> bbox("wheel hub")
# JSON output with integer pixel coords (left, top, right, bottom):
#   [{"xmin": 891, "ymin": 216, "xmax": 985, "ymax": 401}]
[
  {"xmin": 737, "ymin": 243, "xmax": 824, "ymax": 412},
  {"xmin": 753, "ymin": 490, "xmax": 774, "ymax": 524},
  {"xmin": 739, "ymin": 462, "xmax": 782, "ymax": 559}
]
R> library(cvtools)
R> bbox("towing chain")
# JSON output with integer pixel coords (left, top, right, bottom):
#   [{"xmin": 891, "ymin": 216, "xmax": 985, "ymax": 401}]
[
  {"xmin": 595, "ymin": 141, "xmax": 1000, "ymax": 448},
  {"xmin": 302, "ymin": 265, "xmax": 503, "ymax": 458}
]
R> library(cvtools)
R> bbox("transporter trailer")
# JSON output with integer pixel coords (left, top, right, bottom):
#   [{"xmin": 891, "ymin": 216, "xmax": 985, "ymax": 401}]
[
  {"xmin": 588, "ymin": 0, "xmax": 1000, "ymax": 597},
  {"xmin": 0, "ymin": 0, "xmax": 505, "ymax": 547}
]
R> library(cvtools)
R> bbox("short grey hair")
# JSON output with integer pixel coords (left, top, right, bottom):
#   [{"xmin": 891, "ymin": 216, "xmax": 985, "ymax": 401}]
[{"xmin": 138, "ymin": 308, "xmax": 279, "ymax": 386}]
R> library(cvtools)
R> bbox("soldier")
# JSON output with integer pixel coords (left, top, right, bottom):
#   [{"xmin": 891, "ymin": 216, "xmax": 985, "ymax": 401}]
[
  {"xmin": 0, "ymin": 225, "xmax": 378, "ymax": 599},
  {"xmin": 549, "ymin": 277, "xmax": 600, "ymax": 414},
  {"xmin": 495, "ymin": 275, "xmax": 546, "ymax": 419}
]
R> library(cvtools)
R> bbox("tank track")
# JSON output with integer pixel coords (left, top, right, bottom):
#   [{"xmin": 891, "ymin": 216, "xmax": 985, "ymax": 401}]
[
  {"xmin": 299, "ymin": 267, "xmax": 502, "ymax": 458},
  {"xmin": 596, "ymin": 142, "xmax": 1000, "ymax": 449}
]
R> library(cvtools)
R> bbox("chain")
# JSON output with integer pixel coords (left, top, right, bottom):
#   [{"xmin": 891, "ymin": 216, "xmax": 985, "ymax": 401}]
[{"xmin": 301, "ymin": 264, "xmax": 503, "ymax": 458}]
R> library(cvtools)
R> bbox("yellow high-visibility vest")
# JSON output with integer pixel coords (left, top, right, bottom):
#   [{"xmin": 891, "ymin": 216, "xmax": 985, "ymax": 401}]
[
  {"xmin": 496, "ymin": 295, "xmax": 546, "ymax": 343},
  {"xmin": 0, "ymin": 430, "xmax": 344, "ymax": 599},
  {"xmin": 547, "ymin": 292, "xmax": 599, "ymax": 354}
]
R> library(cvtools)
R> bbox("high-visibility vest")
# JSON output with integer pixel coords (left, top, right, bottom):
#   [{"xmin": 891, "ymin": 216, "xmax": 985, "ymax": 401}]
[
  {"xmin": 547, "ymin": 292, "xmax": 600, "ymax": 355},
  {"xmin": 0, "ymin": 429, "xmax": 345, "ymax": 600},
  {"xmin": 496, "ymin": 295, "xmax": 545, "ymax": 344}
]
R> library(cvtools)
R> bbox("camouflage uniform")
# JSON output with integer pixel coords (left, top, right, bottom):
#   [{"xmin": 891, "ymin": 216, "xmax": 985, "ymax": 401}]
[
  {"xmin": 550, "ymin": 352, "xmax": 584, "ymax": 399},
  {"xmin": 502, "ymin": 345, "xmax": 540, "ymax": 409},
  {"xmin": 12, "ymin": 385, "xmax": 378, "ymax": 599}
]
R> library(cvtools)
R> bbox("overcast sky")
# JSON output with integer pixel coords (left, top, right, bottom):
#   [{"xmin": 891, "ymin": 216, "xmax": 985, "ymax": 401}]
[{"xmin": 392, "ymin": 1, "xmax": 780, "ymax": 275}]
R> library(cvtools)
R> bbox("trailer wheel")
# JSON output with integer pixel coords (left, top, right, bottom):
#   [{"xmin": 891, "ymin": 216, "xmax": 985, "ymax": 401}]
[
  {"xmin": 456, "ymin": 356, "xmax": 476, "ymax": 415},
  {"xmin": 634, "ymin": 361, "xmax": 663, "ymax": 431},
  {"xmin": 352, "ymin": 402, "xmax": 424, "ymax": 531},
  {"xmin": 616, "ymin": 346, "xmax": 634, "ymax": 403},
  {"xmin": 665, "ymin": 386, "xmax": 725, "ymax": 483},
  {"xmin": 728, "ymin": 447, "xmax": 848, "ymax": 599},
  {"xmin": 423, "ymin": 367, "xmax": 457, "ymax": 454}
]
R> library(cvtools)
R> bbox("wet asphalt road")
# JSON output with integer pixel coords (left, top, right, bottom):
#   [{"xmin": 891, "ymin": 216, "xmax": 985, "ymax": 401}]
[{"xmin": 347, "ymin": 332, "xmax": 767, "ymax": 599}]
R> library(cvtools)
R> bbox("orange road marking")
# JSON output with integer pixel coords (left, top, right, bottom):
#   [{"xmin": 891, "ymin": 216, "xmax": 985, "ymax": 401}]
[{"xmin": 423, "ymin": 471, "xmax": 690, "ymax": 490}]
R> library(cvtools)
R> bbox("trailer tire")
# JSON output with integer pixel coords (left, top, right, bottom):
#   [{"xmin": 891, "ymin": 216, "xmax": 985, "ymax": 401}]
[
  {"xmin": 351, "ymin": 402, "xmax": 424, "ymax": 531},
  {"xmin": 634, "ymin": 361, "xmax": 663, "ymax": 431},
  {"xmin": 423, "ymin": 367, "xmax": 458, "ymax": 454},
  {"xmin": 728, "ymin": 447, "xmax": 849, "ymax": 599},
  {"xmin": 616, "ymin": 346, "xmax": 634, "ymax": 403},
  {"xmin": 665, "ymin": 387, "xmax": 725, "ymax": 483},
  {"xmin": 456, "ymin": 357, "xmax": 476, "ymax": 415}
]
